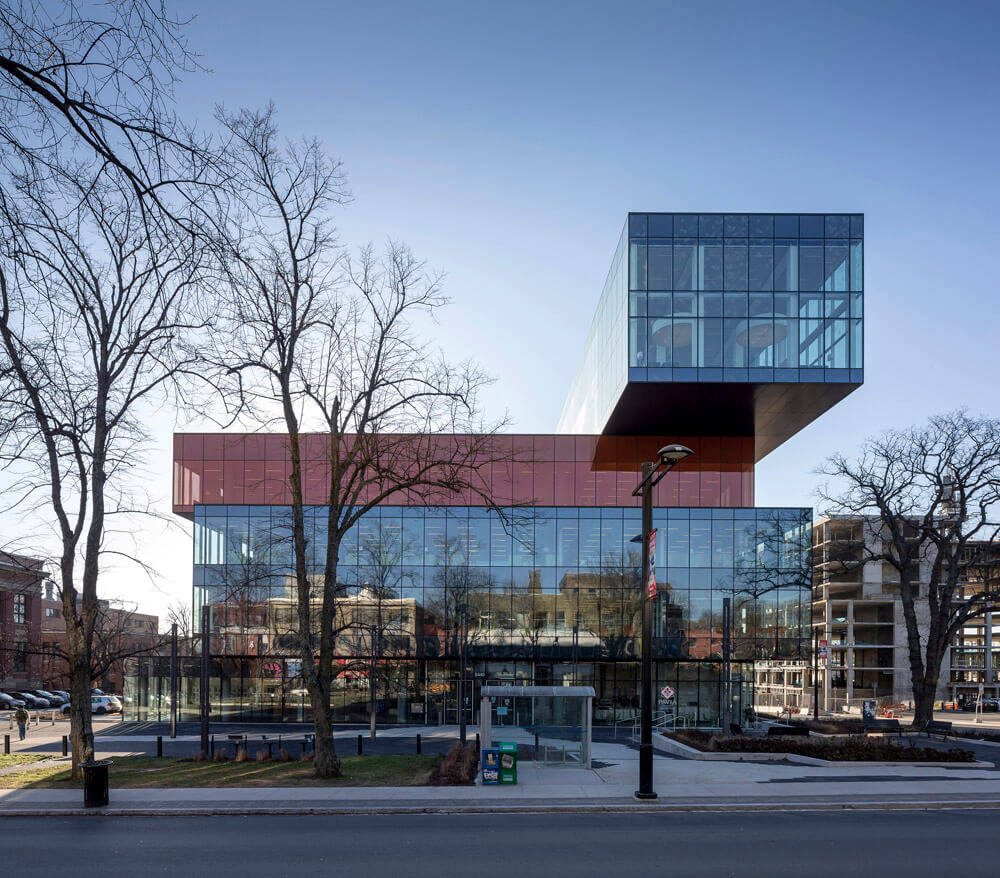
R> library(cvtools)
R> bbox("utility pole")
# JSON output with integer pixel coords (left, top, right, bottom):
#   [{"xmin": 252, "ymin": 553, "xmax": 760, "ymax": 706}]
[
  {"xmin": 169, "ymin": 622, "xmax": 178, "ymax": 739},
  {"xmin": 199, "ymin": 604, "xmax": 210, "ymax": 756}
]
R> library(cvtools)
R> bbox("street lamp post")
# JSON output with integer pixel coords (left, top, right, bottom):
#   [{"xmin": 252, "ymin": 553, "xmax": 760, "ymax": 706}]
[{"xmin": 632, "ymin": 444, "xmax": 693, "ymax": 800}]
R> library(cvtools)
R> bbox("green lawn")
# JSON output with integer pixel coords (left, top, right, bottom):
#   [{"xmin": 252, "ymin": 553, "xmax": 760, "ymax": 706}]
[
  {"xmin": 0, "ymin": 754, "xmax": 442, "ymax": 789},
  {"xmin": 0, "ymin": 753, "xmax": 51, "ymax": 768}
]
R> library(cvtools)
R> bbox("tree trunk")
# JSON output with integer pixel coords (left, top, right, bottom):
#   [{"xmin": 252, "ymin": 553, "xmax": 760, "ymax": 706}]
[
  {"xmin": 912, "ymin": 678, "xmax": 939, "ymax": 729},
  {"xmin": 311, "ymin": 695, "xmax": 340, "ymax": 778},
  {"xmin": 69, "ymin": 658, "xmax": 94, "ymax": 780}
]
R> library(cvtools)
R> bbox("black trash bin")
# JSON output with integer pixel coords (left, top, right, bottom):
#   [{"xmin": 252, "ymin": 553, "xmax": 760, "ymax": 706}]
[{"xmin": 80, "ymin": 759, "xmax": 113, "ymax": 808}]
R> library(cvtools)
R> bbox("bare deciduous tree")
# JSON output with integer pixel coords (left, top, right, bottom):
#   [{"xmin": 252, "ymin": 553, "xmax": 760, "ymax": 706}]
[
  {"xmin": 818, "ymin": 411, "xmax": 1000, "ymax": 726},
  {"xmin": 0, "ymin": 0, "xmax": 205, "ymax": 217},
  {"xmin": 212, "ymin": 106, "xmax": 512, "ymax": 777},
  {"xmin": 0, "ymin": 168, "xmax": 210, "ymax": 777}
]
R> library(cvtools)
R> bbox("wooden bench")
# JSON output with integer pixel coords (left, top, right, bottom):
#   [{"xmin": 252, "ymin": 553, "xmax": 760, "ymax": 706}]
[
  {"xmin": 863, "ymin": 718, "xmax": 903, "ymax": 736},
  {"xmin": 923, "ymin": 720, "xmax": 952, "ymax": 741},
  {"xmin": 766, "ymin": 725, "xmax": 810, "ymax": 737}
]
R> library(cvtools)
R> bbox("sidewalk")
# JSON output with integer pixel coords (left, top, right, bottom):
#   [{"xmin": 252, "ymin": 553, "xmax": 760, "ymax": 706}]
[{"xmin": 5, "ymin": 742, "xmax": 1000, "ymax": 815}]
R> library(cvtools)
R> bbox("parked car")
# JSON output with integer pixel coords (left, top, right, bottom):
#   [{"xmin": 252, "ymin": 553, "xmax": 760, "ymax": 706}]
[
  {"xmin": 0, "ymin": 692, "xmax": 26, "ymax": 711},
  {"xmin": 10, "ymin": 691, "xmax": 47, "ymax": 709},
  {"xmin": 90, "ymin": 695, "xmax": 122, "ymax": 715},
  {"xmin": 29, "ymin": 690, "xmax": 66, "ymax": 707}
]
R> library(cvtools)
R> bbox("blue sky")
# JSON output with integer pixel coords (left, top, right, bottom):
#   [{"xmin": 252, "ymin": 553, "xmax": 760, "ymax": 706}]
[{"xmin": 98, "ymin": 1, "xmax": 1000, "ymax": 616}]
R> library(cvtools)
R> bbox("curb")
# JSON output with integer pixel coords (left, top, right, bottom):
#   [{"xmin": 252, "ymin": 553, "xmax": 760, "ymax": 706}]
[{"xmin": 6, "ymin": 800, "xmax": 1000, "ymax": 817}]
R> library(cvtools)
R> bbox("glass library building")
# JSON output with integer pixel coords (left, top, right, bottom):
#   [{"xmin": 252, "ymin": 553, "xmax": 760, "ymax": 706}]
[{"xmin": 126, "ymin": 213, "xmax": 863, "ymax": 728}]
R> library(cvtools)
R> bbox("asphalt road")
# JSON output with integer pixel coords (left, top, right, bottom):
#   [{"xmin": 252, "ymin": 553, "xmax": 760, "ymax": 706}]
[{"xmin": 1, "ymin": 810, "xmax": 993, "ymax": 877}]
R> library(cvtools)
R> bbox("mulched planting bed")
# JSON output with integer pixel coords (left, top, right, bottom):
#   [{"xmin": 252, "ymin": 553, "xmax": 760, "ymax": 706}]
[{"xmin": 668, "ymin": 729, "xmax": 975, "ymax": 762}]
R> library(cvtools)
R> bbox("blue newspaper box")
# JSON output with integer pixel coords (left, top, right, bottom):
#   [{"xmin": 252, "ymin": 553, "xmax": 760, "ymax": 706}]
[{"xmin": 481, "ymin": 747, "xmax": 500, "ymax": 784}]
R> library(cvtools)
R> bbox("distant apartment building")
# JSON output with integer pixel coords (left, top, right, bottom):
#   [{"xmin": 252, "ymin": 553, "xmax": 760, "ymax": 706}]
[{"xmin": 0, "ymin": 552, "xmax": 45, "ymax": 690}]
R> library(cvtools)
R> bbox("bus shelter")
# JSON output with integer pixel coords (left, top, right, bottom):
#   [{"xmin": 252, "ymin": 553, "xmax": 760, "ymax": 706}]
[{"xmin": 479, "ymin": 685, "xmax": 595, "ymax": 769}]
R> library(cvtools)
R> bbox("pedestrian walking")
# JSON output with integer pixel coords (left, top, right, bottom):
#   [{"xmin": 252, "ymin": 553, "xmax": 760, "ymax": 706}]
[{"xmin": 14, "ymin": 705, "xmax": 29, "ymax": 741}]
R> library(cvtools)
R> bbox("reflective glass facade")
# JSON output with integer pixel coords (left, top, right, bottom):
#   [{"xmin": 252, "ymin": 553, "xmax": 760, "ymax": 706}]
[{"xmin": 626, "ymin": 213, "xmax": 863, "ymax": 385}]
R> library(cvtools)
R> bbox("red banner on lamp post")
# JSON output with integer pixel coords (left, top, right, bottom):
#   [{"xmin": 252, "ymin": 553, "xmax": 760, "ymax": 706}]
[{"xmin": 647, "ymin": 528, "xmax": 657, "ymax": 600}]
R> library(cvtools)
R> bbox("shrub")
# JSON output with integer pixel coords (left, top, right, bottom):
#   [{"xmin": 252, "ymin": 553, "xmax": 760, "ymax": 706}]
[
  {"xmin": 278, "ymin": 748, "xmax": 291, "ymax": 762},
  {"xmin": 667, "ymin": 730, "xmax": 974, "ymax": 762},
  {"xmin": 235, "ymin": 748, "xmax": 249, "ymax": 762},
  {"xmin": 429, "ymin": 743, "xmax": 478, "ymax": 785},
  {"xmin": 255, "ymin": 750, "xmax": 269, "ymax": 762},
  {"xmin": 213, "ymin": 750, "xmax": 228, "ymax": 762}
]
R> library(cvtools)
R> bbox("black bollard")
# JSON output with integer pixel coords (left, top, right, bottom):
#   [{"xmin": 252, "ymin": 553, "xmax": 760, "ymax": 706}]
[
  {"xmin": 357, "ymin": 734, "xmax": 363, "ymax": 756},
  {"xmin": 210, "ymin": 734, "xmax": 215, "ymax": 758},
  {"xmin": 4, "ymin": 734, "xmax": 9, "ymax": 755},
  {"xmin": 156, "ymin": 735, "xmax": 163, "ymax": 757},
  {"xmin": 416, "ymin": 733, "xmax": 421, "ymax": 754},
  {"xmin": 62, "ymin": 735, "xmax": 68, "ymax": 757},
  {"xmin": 476, "ymin": 732, "xmax": 480, "ymax": 753}
]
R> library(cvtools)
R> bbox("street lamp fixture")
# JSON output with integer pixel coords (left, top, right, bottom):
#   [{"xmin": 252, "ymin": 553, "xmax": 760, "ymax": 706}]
[{"xmin": 632, "ymin": 443, "xmax": 693, "ymax": 800}]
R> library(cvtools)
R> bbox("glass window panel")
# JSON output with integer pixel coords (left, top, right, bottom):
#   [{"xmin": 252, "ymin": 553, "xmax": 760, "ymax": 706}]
[
  {"xmin": 850, "ymin": 240, "xmax": 863, "ymax": 291},
  {"xmin": 629, "ymin": 291, "xmax": 646, "ymax": 316},
  {"xmin": 851, "ymin": 293, "xmax": 863, "ymax": 318},
  {"xmin": 699, "ymin": 292, "xmax": 722, "ymax": 317},
  {"xmin": 748, "ymin": 319, "xmax": 774, "ymax": 367},
  {"xmin": 799, "ymin": 241, "xmax": 824, "ymax": 291},
  {"xmin": 712, "ymin": 519, "xmax": 734, "ymax": 568},
  {"xmin": 825, "ymin": 242, "xmax": 849, "ymax": 291},
  {"xmin": 647, "ymin": 292, "xmax": 670, "ymax": 316},
  {"xmin": 629, "ymin": 318, "xmax": 646, "ymax": 367},
  {"xmin": 724, "ymin": 241, "xmax": 748, "ymax": 290},
  {"xmin": 699, "ymin": 318, "xmax": 723, "ymax": 367},
  {"xmin": 535, "ymin": 512, "xmax": 556, "ymax": 567},
  {"xmin": 851, "ymin": 215, "xmax": 864, "ymax": 237},
  {"xmin": 799, "ymin": 319, "xmax": 824, "ymax": 367},
  {"xmin": 699, "ymin": 214, "xmax": 723, "ymax": 236},
  {"xmin": 825, "ymin": 293, "xmax": 849, "ymax": 318},
  {"xmin": 648, "ymin": 214, "xmax": 673, "ymax": 236},
  {"xmin": 825, "ymin": 321, "xmax": 849, "ymax": 369},
  {"xmin": 724, "ymin": 214, "xmax": 748, "ymax": 237},
  {"xmin": 667, "ymin": 518, "xmax": 689, "ymax": 566},
  {"xmin": 749, "ymin": 243, "xmax": 773, "ymax": 291},
  {"xmin": 578, "ymin": 518, "xmax": 601, "ymax": 568},
  {"xmin": 698, "ymin": 240, "xmax": 723, "ymax": 290},
  {"xmin": 749, "ymin": 215, "xmax": 774, "ymax": 237},
  {"xmin": 402, "ymin": 517, "xmax": 423, "ymax": 564},
  {"xmin": 724, "ymin": 318, "xmax": 748, "ymax": 367},
  {"xmin": 773, "ymin": 240, "xmax": 798, "ymax": 291},
  {"xmin": 773, "ymin": 215, "xmax": 798, "ymax": 236},
  {"xmin": 673, "ymin": 240, "xmax": 697, "ymax": 290},
  {"xmin": 773, "ymin": 318, "xmax": 795, "ymax": 368},
  {"xmin": 672, "ymin": 292, "xmax": 696, "ymax": 316},
  {"xmin": 773, "ymin": 293, "xmax": 796, "ymax": 316},
  {"xmin": 851, "ymin": 319, "xmax": 863, "ymax": 368},
  {"xmin": 749, "ymin": 293, "xmax": 772, "ymax": 317},
  {"xmin": 723, "ymin": 293, "xmax": 748, "ymax": 317},
  {"xmin": 671, "ymin": 318, "xmax": 696, "ymax": 367},
  {"xmin": 647, "ymin": 239, "xmax": 672, "ymax": 289},
  {"xmin": 647, "ymin": 318, "xmax": 671, "ymax": 367},
  {"xmin": 825, "ymin": 215, "xmax": 850, "ymax": 237},
  {"xmin": 799, "ymin": 215, "xmax": 823, "ymax": 236},
  {"xmin": 629, "ymin": 214, "xmax": 647, "ymax": 236},
  {"xmin": 557, "ymin": 518, "xmax": 578, "ymax": 566},
  {"xmin": 468, "ymin": 515, "xmax": 491, "ymax": 566},
  {"xmin": 690, "ymin": 519, "xmax": 711, "ymax": 566},
  {"xmin": 799, "ymin": 293, "xmax": 823, "ymax": 318},
  {"xmin": 674, "ymin": 215, "xmax": 698, "ymax": 236},
  {"xmin": 629, "ymin": 239, "xmax": 646, "ymax": 290}
]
